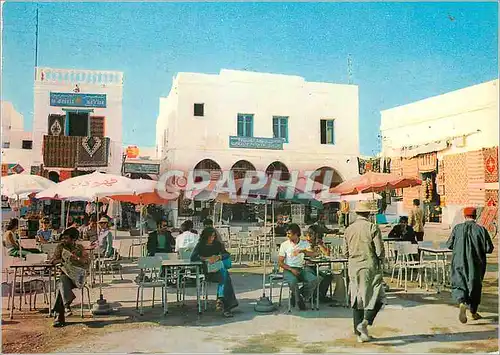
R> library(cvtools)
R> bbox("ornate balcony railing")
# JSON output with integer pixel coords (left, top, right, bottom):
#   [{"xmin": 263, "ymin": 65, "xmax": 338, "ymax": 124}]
[{"xmin": 36, "ymin": 67, "xmax": 123, "ymax": 86}]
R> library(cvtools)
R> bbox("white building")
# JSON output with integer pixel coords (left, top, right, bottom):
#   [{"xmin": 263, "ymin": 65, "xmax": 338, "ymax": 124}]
[
  {"xmin": 32, "ymin": 67, "xmax": 124, "ymax": 180},
  {"xmin": 380, "ymin": 79, "xmax": 499, "ymax": 225},
  {"xmin": 1, "ymin": 101, "xmax": 34, "ymax": 175},
  {"xmin": 156, "ymin": 69, "xmax": 360, "ymax": 184}
]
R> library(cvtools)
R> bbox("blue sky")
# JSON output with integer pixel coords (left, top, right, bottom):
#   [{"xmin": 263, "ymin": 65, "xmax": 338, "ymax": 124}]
[{"xmin": 2, "ymin": 2, "xmax": 498, "ymax": 155}]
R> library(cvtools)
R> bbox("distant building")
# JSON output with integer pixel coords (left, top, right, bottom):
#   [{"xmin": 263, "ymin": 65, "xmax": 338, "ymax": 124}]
[
  {"xmin": 32, "ymin": 67, "xmax": 124, "ymax": 181},
  {"xmin": 156, "ymin": 69, "xmax": 360, "ymax": 224},
  {"xmin": 1, "ymin": 101, "xmax": 33, "ymax": 175},
  {"xmin": 381, "ymin": 79, "xmax": 499, "ymax": 225}
]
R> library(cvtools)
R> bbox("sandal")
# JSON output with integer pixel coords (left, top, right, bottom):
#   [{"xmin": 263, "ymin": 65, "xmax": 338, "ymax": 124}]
[
  {"xmin": 216, "ymin": 299, "xmax": 224, "ymax": 311},
  {"xmin": 223, "ymin": 310, "xmax": 234, "ymax": 318}
]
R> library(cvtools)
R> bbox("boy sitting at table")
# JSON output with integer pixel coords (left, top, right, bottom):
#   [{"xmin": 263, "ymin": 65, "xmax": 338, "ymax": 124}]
[
  {"xmin": 36, "ymin": 217, "xmax": 53, "ymax": 244},
  {"xmin": 388, "ymin": 216, "xmax": 417, "ymax": 244},
  {"xmin": 278, "ymin": 223, "xmax": 319, "ymax": 310},
  {"xmin": 305, "ymin": 225, "xmax": 334, "ymax": 303}
]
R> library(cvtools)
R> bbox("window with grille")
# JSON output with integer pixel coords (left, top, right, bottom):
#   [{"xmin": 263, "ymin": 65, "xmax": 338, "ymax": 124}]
[
  {"xmin": 320, "ymin": 119, "xmax": 335, "ymax": 145},
  {"xmin": 273, "ymin": 116, "xmax": 289, "ymax": 143},
  {"xmin": 237, "ymin": 114, "xmax": 254, "ymax": 137}
]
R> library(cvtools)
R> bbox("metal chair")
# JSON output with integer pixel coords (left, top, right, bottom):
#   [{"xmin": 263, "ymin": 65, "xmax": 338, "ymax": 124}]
[{"xmin": 135, "ymin": 256, "xmax": 167, "ymax": 315}]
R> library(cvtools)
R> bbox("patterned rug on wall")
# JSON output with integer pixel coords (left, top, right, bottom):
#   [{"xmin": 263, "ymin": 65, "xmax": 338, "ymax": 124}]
[
  {"xmin": 436, "ymin": 159, "xmax": 445, "ymax": 199},
  {"xmin": 43, "ymin": 135, "xmax": 78, "ymax": 168},
  {"xmin": 418, "ymin": 152, "xmax": 437, "ymax": 173},
  {"xmin": 443, "ymin": 153, "xmax": 468, "ymax": 205},
  {"xmin": 485, "ymin": 189, "xmax": 498, "ymax": 207},
  {"xmin": 390, "ymin": 157, "xmax": 403, "ymax": 176},
  {"xmin": 483, "ymin": 146, "xmax": 498, "ymax": 183},
  {"xmin": 76, "ymin": 137, "xmax": 109, "ymax": 167},
  {"xmin": 477, "ymin": 205, "xmax": 498, "ymax": 238},
  {"xmin": 466, "ymin": 150, "xmax": 485, "ymax": 206},
  {"xmin": 357, "ymin": 157, "xmax": 381, "ymax": 175},
  {"xmin": 402, "ymin": 158, "xmax": 420, "ymax": 210}
]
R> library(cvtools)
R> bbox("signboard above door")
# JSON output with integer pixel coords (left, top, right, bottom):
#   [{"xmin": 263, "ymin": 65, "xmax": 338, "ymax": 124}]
[
  {"xmin": 124, "ymin": 162, "xmax": 160, "ymax": 175},
  {"xmin": 50, "ymin": 92, "xmax": 107, "ymax": 108},
  {"xmin": 229, "ymin": 136, "xmax": 283, "ymax": 150}
]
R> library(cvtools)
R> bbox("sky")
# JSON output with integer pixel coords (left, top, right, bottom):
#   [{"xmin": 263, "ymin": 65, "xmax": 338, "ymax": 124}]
[{"xmin": 2, "ymin": 2, "xmax": 498, "ymax": 155}]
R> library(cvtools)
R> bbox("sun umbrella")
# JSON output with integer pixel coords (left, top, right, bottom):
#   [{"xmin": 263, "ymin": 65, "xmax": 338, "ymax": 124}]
[
  {"xmin": 319, "ymin": 192, "xmax": 383, "ymax": 204},
  {"xmin": 109, "ymin": 179, "xmax": 173, "ymax": 205},
  {"xmin": 36, "ymin": 171, "xmax": 139, "ymax": 201},
  {"xmin": 329, "ymin": 171, "xmax": 422, "ymax": 195},
  {"xmin": 1, "ymin": 174, "xmax": 56, "ymax": 198}
]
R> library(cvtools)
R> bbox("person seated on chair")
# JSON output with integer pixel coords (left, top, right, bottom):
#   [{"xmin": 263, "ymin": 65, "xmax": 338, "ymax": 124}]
[
  {"xmin": 175, "ymin": 220, "xmax": 199, "ymax": 252},
  {"xmin": 306, "ymin": 225, "xmax": 334, "ymax": 303},
  {"xmin": 278, "ymin": 223, "xmax": 319, "ymax": 310},
  {"xmin": 36, "ymin": 217, "xmax": 53, "ymax": 244},
  {"xmin": 388, "ymin": 216, "xmax": 417, "ymax": 244},
  {"xmin": 95, "ymin": 217, "xmax": 114, "ymax": 258},
  {"xmin": 191, "ymin": 227, "xmax": 238, "ymax": 317},
  {"xmin": 81, "ymin": 215, "xmax": 98, "ymax": 242},
  {"xmin": 314, "ymin": 213, "xmax": 335, "ymax": 235},
  {"xmin": 156, "ymin": 219, "xmax": 175, "ymax": 253},
  {"xmin": 4, "ymin": 218, "xmax": 42, "ymax": 257},
  {"xmin": 50, "ymin": 227, "xmax": 90, "ymax": 327}
]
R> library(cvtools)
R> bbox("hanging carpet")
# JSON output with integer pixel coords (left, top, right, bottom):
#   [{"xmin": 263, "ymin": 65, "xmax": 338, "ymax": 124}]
[{"xmin": 76, "ymin": 136, "xmax": 110, "ymax": 167}]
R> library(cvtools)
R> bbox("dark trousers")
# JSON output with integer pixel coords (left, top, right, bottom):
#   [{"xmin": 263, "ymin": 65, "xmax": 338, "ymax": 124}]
[
  {"xmin": 353, "ymin": 300, "xmax": 384, "ymax": 336},
  {"xmin": 51, "ymin": 274, "xmax": 76, "ymax": 319},
  {"xmin": 415, "ymin": 232, "xmax": 424, "ymax": 242}
]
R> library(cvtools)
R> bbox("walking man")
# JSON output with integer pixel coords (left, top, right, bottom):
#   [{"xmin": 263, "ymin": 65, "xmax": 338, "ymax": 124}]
[
  {"xmin": 343, "ymin": 201, "xmax": 385, "ymax": 343},
  {"xmin": 446, "ymin": 207, "xmax": 494, "ymax": 323},
  {"xmin": 409, "ymin": 199, "xmax": 425, "ymax": 241}
]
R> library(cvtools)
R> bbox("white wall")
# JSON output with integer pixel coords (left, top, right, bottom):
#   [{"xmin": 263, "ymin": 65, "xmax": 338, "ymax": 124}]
[
  {"xmin": 1, "ymin": 101, "xmax": 32, "ymax": 149},
  {"xmin": 381, "ymin": 79, "xmax": 499, "ymax": 157},
  {"xmin": 157, "ymin": 69, "xmax": 360, "ymax": 181},
  {"xmin": 33, "ymin": 68, "xmax": 124, "ymax": 173}
]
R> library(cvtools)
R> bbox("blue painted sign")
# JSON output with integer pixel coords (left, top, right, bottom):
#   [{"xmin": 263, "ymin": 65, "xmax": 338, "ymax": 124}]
[
  {"xmin": 229, "ymin": 136, "xmax": 283, "ymax": 150},
  {"xmin": 50, "ymin": 92, "xmax": 107, "ymax": 108}
]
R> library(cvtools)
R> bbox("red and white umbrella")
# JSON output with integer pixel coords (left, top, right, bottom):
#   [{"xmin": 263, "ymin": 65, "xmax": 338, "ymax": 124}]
[{"xmin": 330, "ymin": 171, "xmax": 422, "ymax": 196}]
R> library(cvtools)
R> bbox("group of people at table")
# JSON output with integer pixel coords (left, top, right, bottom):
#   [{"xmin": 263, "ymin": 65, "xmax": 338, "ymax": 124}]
[{"xmin": 2, "ymin": 200, "xmax": 495, "ymax": 343}]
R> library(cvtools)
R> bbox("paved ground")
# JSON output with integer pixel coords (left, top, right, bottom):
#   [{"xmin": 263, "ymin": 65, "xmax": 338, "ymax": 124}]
[{"xmin": 2, "ymin": 225, "xmax": 498, "ymax": 353}]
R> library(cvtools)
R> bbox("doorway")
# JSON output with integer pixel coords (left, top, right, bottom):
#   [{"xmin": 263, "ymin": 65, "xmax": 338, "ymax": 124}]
[{"xmin": 67, "ymin": 111, "xmax": 89, "ymax": 136}]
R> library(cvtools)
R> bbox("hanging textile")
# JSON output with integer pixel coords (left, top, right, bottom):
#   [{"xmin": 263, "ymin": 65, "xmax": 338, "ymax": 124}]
[
  {"xmin": 482, "ymin": 146, "xmax": 498, "ymax": 183},
  {"xmin": 477, "ymin": 205, "xmax": 498, "ymax": 237},
  {"xmin": 382, "ymin": 157, "xmax": 391, "ymax": 173},
  {"xmin": 43, "ymin": 135, "xmax": 78, "ymax": 168},
  {"xmin": 402, "ymin": 157, "xmax": 420, "ymax": 210},
  {"xmin": 436, "ymin": 159, "xmax": 445, "ymax": 197},
  {"xmin": 59, "ymin": 170, "xmax": 72, "ymax": 181},
  {"xmin": 30, "ymin": 166, "xmax": 41, "ymax": 176},
  {"xmin": 466, "ymin": 150, "xmax": 485, "ymax": 206},
  {"xmin": 47, "ymin": 114, "xmax": 65, "ymax": 136},
  {"xmin": 485, "ymin": 189, "xmax": 498, "ymax": 207},
  {"xmin": 76, "ymin": 137, "xmax": 109, "ymax": 167},
  {"xmin": 357, "ymin": 157, "xmax": 381, "ymax": 175},
  {"xmin": 90, "ymin": 116, "xmax": 105, "ymax": 137},
  {"xmin": 443, "ymin": 153, "xmax": 468, "ymax": 205},
  {"xmin": 418, "ymin": 152, "xmax": 437, "ymax": 173}
]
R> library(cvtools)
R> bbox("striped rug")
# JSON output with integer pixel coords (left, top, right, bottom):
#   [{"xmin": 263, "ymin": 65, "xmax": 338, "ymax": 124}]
[{"xmin": 466, "ymin": 150, "xmax": 485, "ymax": 206}]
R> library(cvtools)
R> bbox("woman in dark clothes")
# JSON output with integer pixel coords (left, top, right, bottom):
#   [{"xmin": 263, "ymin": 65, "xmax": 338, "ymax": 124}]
[{"xmin": 191, "ymin": 227, "xmax": 238, "ymax": 317}]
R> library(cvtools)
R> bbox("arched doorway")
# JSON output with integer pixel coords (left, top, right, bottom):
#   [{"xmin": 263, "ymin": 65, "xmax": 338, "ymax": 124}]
[
  {"xmin": 230, "ymin": 160, "xmax": 256, "ymax": 180},
  {"xmin": 312, "ymin": 166, "xmax": 343, "ymax": 188},
  {"xmin": 48, "ymin": 171, "xmax": 60, "ymax": 183},
  {"xmin": 194, "ymin": 159, "xmax": 222, "ymax": 181},
  {"xmin": 265, "ymin": 161, "xmax": 290, "ymax": 180},
  {"xmin": 129, "ymin": 173, "xmax": 153, "ymax": 180}
]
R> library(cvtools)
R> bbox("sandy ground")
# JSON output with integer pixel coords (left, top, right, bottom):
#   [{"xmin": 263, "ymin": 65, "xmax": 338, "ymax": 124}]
[{"xmin": 2, "ymin": 226, "xmax": 498, "ymax": 353}]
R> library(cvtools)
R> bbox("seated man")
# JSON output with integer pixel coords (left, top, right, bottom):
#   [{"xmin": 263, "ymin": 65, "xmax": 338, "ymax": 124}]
[
  {"xmin": 175, "ymin": 220, "xmax": 199, "ymax": 252},
  {"xmin": 50, "ymin": 227, "xmax": 89, "ymax": 327},
  {"xmin": 81, "ymin": 215, "xmax": 98, "ymax": 242},
  {"xmin": 278, "ymin": 223, "xmax": 319, "ymax": 310},
  {"xmin": 36, "ymin": 217, "xmax": 53, "ymax": 244},
  {"xmin": 388, "ymin": 216, "xmax": 417, "ymax": 244},
  {"xmin": 156, "ymin": 219, "xmax": 175, "ymax": 253},
  {"xmin": 274, "ymin": 216, "xmax": 287, "ymax": 236}
]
